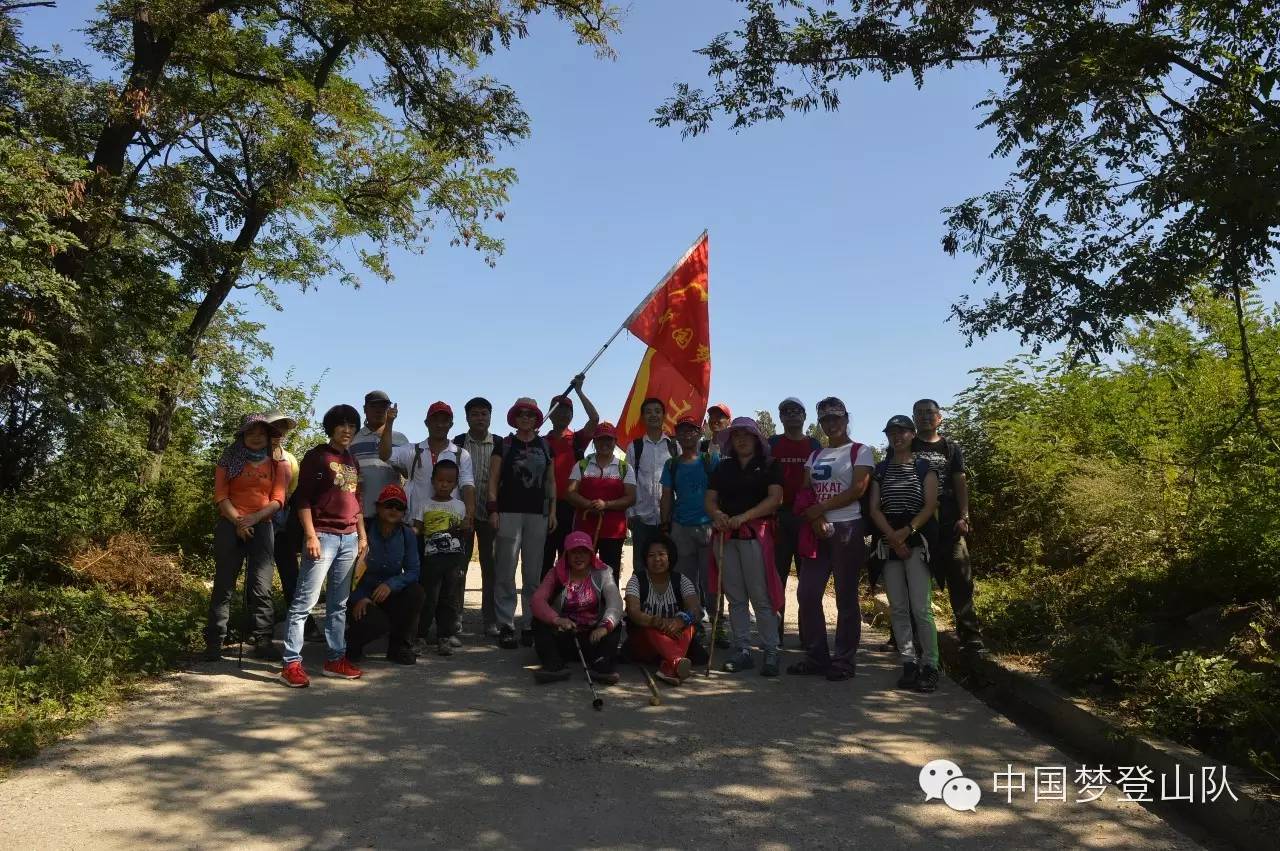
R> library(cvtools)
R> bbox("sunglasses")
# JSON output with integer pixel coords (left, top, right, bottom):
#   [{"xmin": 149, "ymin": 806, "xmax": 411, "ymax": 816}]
[
  {"xmin": 515, "ymin": 410, "xmax": 537, "ymax": 419},
  {"xmin": 381, "ymin": 501, "xmax": 406, "ymax": 511}
]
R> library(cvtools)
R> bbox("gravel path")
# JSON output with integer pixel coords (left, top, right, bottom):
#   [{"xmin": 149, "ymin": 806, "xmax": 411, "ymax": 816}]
[{"xmin": 0, "ymin": 551, "xmax": 1207, "ymax": 849}]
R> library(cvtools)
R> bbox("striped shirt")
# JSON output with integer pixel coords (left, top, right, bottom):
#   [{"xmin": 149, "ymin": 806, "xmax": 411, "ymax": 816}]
[
  {"xmin": 456, "ymin": 431, "xmax": 495, "ymax": 519},
  {"xmin": 875, "ymin": 460, "xmax": 932, "ymax": 522},
  {"xmin": 625, "ymin": 573, "xmax": 699, "ymax": 619}
]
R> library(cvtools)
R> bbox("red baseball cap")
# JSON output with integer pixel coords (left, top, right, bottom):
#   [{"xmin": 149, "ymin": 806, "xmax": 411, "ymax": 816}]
[
  {"xmin": 708, "ymin": 402, "xmax": 732, "ymax": 419},
  {"xmin": 593, "ymin": 421, "xmax": 618, "ymax": 440},
  {"xmin": 675, "ymin": 415, "xmax": 702, "ymax": 431},
  {"xmin": 377, "ymin": 484, "xmax": 408, "ymax": 506},
  {"xmin": 426, "ymin": 401, "xmax": 453, "ymax": 419}
]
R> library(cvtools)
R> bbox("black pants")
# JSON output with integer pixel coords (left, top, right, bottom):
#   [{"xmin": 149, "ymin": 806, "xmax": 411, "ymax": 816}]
[
  {"xmin": 541, "ymin": 501, "xmax": 578, "ymax": 578},
  {"xmin": 596, "ymin": 537, "xmax": 624, "ymax": 586},
  {"xmin": 774, "ymin": 509, "xmax": 804, "ymax": 641},
  {"xmin": 419, "ymin": 549, "xmax": 466, "ymax": 640},
  {"xmin": 533, "ymin": 619, "xmax": 621, "ymax": 673},
  {"xmin": 206, "ymin": 517, "xmax": 276, "ymax": 644},
  {"xmin": 348, "ymin": 584, "xmax": 427, "ymax": 656},
  {"xmin": 274, "ymin": 507, "xmax": 302, "ymax": 601},
  {"xmin": 939, "ymin": 507, "xmax": 983, "ymax": 645}
]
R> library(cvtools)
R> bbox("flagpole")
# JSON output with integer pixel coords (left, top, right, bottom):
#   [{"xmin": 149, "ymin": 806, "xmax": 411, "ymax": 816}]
[{"xmin": 547, "ymin": 230, "xmax": 707, "ymax": 416}]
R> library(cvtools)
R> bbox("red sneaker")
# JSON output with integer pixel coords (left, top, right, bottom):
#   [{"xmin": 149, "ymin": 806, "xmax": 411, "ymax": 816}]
[
  {"xmin": 322, "ymin": 656, "xmax": 363, "ymax": 679},
  {"xmin": 279, "ymin": 660, "xmax": 310, "ymax": 688}
]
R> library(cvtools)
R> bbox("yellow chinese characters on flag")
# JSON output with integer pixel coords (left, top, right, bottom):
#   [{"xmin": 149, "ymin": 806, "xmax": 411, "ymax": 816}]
[{"xmin": 619, "ymin": 233, "xmax": 710, "ymax": 446}]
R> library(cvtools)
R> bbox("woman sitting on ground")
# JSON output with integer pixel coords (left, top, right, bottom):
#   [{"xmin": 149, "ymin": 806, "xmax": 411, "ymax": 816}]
[
  {"xmin": 624, "ymin": 535, "xmax": 706, "ymax": 685},
  {"xmin": 529, "ymin": 530, "xmax": 623, "ymax": 684}
]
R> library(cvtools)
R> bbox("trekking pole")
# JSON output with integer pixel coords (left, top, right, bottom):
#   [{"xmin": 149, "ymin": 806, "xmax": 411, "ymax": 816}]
[
  {"xmin": 574, "ymin": 632, "xmax": 605, "ymax": 711},
  {"xmin": 238, "ymin": 564, "xmax": 248, "ymax": 670},
  {"xmin": 705, "ymin": 532, "xmax": 725, "ymax": 677},
  {"xmin": 636, "ymin": 661, "xmax": 661, "ymax": 706}
]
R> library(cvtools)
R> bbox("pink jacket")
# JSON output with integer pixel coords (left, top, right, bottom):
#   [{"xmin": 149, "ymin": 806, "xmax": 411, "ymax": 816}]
[{"xmin": 531, "ymin": 552, "xmax": 624, "ymax": 631}]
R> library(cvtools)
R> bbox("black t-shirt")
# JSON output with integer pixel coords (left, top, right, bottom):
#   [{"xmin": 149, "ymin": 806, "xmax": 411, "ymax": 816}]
[
  {"xmin": 708, "ymin": 455, "xmax": 782, "ymax": 517},
  {"xmin": 894, "ymin": 436, "xmax": 965, "ymax": 509},
  {"xmin": 492, "ymin": 435, "xmax": 555, "ymax": 514}
]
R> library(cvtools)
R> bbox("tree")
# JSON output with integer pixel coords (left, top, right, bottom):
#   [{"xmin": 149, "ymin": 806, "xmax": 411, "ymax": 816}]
[
  {"xmin": 9, "ymin": 1, "xmax": 620, "ymax": 481},
  {"xmin": 657, "ymin": 0, "xmax": 1280, "ymax": 429},
  {"xmin": 754, "ymin": 409, "xmax": 776, "ymax": 438},
  {"xmin": 805, "ymin": 421, "xmax": 827, "ymax": 448}
]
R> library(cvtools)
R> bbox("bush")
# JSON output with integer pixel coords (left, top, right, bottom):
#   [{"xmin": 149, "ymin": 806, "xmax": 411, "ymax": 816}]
[{"xmin": 0, "ymin": 581, "xmax": 205, "ymax": 766}]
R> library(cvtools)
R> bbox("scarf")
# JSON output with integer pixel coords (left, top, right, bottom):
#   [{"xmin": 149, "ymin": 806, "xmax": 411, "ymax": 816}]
[{"xmin": 218, "ymin": 439, "xmax": 270, "ymax": 481}]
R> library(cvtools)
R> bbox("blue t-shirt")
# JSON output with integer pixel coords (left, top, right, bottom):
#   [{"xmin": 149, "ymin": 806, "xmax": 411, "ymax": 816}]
[{"xmin": 660, "ymin": 455, "xmax": 715, "ymax": 527}]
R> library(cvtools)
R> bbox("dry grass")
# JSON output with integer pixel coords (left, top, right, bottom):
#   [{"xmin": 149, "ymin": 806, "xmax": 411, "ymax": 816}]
[{"xmin": 68, "ymin": 533, "xmax": 187, "ymax": 597}]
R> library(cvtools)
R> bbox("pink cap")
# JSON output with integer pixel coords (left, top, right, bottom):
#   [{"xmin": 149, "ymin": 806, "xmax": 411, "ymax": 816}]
[{"xmin": 563, "ymin": 531, "xmax": 594, "ymax": 553}]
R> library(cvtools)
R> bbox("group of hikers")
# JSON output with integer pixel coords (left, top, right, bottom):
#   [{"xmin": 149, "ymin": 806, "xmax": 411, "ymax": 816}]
[{"xmin": 204, "ymin": 376, "xmax": 984, "ymax": 693}]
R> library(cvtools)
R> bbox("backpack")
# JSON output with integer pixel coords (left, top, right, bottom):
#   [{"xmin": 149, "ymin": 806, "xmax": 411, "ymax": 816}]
[
  {"xmin": 662, "ymin": 452, "xmax": 715, "ymax": 490},
  {"xmin": 408, "ymin": 440, "xmax": 460, "ymax": 484},
  {"xmin": 632, "ymin": 436, "xmax": 677, "ymax": 467},
  {"xmin": 500, "ymin": 433, "xmax": 552, "ymax": 463}
]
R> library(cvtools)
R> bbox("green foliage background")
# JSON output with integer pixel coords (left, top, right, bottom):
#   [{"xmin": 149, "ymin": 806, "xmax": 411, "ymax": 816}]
[{"xmin": 950, "ymin": 290, "xmax": 1280, "ymax": 778}]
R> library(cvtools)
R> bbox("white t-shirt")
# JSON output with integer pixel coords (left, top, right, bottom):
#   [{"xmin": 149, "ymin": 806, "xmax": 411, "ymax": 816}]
[
  {"xmin": 568, "ymin": 453, "xmax": 638, "ymax": 486},
  {"xmin": 387, "ymin": 441, "xmax": 474, "ymax": 523},
  {"xmin": 806, "ymin": 442, "xmax": 876, "ymax": 522}
]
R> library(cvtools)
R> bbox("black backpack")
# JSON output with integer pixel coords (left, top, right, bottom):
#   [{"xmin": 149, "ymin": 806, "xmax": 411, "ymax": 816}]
[
  {"xmin": 661, "ymin": 452, "xmax": 716, "ymax": 488},
  {"xmin": 631, "ymin": 569, "xmax": 690, "ymax": 617},
  {"xmin": 632, "ymin": 436, "xmax": 677, "ymax": 466}
]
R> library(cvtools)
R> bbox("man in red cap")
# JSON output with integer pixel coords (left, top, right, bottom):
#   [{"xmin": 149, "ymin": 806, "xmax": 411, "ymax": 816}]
[
  {"xmin": 701, "ymin": 402, "xmax": 732, "ymax": 454},
  {"xmin": 541, "ymin": 374, "xmax": 598, "ymax": 577},
  {"xmin": 347, "ymin": 484, "xmax": 427, "ymax": 665},
  {"xmin": 379, "ymin": 401, "xmax": 474, "ymax": 647},
  {"xmin": 566, "ymin": 421, "xmax": 636, "ymax": 582}
]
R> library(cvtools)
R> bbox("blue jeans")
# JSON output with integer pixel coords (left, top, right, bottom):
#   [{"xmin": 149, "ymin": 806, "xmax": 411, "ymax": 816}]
[{"xmin": 283, "ymin": 531, "xmax": 358, "ymax": 664}]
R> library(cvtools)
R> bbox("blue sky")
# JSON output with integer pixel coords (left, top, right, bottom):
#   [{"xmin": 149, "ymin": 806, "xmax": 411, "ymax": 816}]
[{"xmin": 29, "ymin": 3, "xmax": 1073, "ymax": 440}]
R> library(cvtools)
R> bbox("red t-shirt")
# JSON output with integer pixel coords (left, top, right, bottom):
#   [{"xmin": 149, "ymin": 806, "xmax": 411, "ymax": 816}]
[
  {"xmin": 546, "ymin": 428, "xmax": 594, "ymax": 499},
  {"xmin": 770, "ymin": 435, "xmax": 819, "ymax": 509}
]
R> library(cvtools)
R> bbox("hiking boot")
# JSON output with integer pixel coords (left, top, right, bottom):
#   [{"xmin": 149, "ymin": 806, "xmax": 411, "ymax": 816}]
[
  {"xmin": 654, "ymin": 668, "xmax": 680, "ymax": 686},
  {"xmin": 483, "ymin": 623, "xmax": 501, "ymax": 638},
  {"xmin": 534, "ymin": 667, "xmax": 571, "ymax": 684},
  {"xmin": 961, "ymin": 640, "xmax": 987, "ymax": 655},
  {"xmin": 592, "ymin": 670, "xmax": 620, "ymax": 686},
  {"xmin": 448, "ymin": 635, "xmax": 463, "ymax": 648},
  {"xmin": 386, "ymin": 647, "xmax": 417, "ymax": 665},
  {"xmin": 253, "ymin": 637, "xmax": 282, "ymax": 662},
  {"xmin": 761, "ymin": 649, "xmax": 780, "ymax": 677},
  {"xmin": 825, "ymin": 663, "xmax": 856, "ymax": 682},
  {"xmin": 897, "ymin": 661, "xmax": 920, "ymax": 690},
  {"xmin": 916, "ymin": 665, "xmax": 940, "ymax": 693},
  {"xmin": 520, "ymin": 628, "xmax": 534, "ymax": 647},
  {"xmin": 279, "ymin": 660, "xmax": 310, "ymax": 688},
  {"xmin": 498, "ymin": 626, "xmax": 518, "ymax": 650},
  {"xmin": 787, "ymin": 658, "xmax": 828, "ymax": 676},
  {"xmin": 722, "ymin": 650, "xmax": 754, "ymax": 673},
  {"xmin": 202, "ymin": 640, "xmax": 223, "ymax": 662},
  {"xmin": 437, "ymin": 638, "xmax": 454, "ymax": 657},
  {"xmin": 322, "ymin": 656, "xmax": 363, "ymax": 679}
]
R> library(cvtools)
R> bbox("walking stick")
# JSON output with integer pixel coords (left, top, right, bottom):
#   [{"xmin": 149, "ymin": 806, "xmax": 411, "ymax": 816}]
[
  {"xmin": 574, "ymin": 632, "xmax": 605, "ymax": 711},
  {"xmin": 705, "ymin": 532, "xmax": 725, "ymax": 677},
  {"xmin": 636, "ymin": 661, "xmax": 661, "ymax": 706},
  {"xmin": 238, "ymin": 564, "xmax": 248, "ymax": 670}
]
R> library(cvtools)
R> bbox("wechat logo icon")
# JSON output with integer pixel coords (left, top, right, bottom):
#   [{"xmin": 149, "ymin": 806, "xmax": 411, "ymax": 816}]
[{"xmin": 919, "ymin": 759, "xmax": 982, "ymax": 812}]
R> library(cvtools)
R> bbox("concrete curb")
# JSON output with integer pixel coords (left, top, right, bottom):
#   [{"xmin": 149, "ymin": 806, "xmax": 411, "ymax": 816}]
[{"xmin": 868, "ymin": 592, "xmax": 1280, "ymax": 848}]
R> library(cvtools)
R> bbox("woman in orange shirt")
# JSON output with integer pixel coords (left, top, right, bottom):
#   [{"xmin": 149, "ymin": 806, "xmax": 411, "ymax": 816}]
[{"xmin": 204, "ymin": 413, "xmax": 289, "ymax": 662}]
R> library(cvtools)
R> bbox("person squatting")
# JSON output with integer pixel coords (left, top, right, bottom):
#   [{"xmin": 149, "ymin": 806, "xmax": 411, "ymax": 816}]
[{"xmin": 203, "ymin": 378, "xmax": 984, "ymax": 693}]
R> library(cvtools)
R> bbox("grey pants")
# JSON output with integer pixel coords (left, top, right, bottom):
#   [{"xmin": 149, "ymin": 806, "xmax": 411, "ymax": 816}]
[
  {"xmin": 205, "ymin": 517, "xmax": 276, "ymax": 644},
  {"xmin": 494, "ymin": 512, "xmax": 548, "ymax": 630},
  {"xmin": 466, "ymin": 521, "xmax": 498, "ymax": 628},
  {"xmin": 670, "ymin": 521, "xmax": 712, "ymax": 606},
  {"xmin": 884, "ymin": 546, "xmax": 939, "ymax": 667},
  {"xmin": 720, "ymin": 538, "xmax": 780, "ymax": 652}
]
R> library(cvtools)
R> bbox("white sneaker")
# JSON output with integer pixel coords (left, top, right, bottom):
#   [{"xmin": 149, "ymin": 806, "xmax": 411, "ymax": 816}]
[{"xmin": 448, "ymin": 635, "xmax": 462, "ymax": 648}]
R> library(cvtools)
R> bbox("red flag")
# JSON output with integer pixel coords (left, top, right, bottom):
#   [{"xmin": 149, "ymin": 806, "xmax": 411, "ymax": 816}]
[{"xmin": 618, "ymin": 234, "xmax": 710, "ymax": 445}]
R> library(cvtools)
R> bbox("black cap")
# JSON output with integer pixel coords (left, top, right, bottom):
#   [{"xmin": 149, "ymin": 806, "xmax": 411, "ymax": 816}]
[
  {"xmin": 883, "ymin": 414, "xmax": 915, "ymax": 433},
  {"xmin": 364, "ymin": 389, "xmax": 391, "ymax": 404}
]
